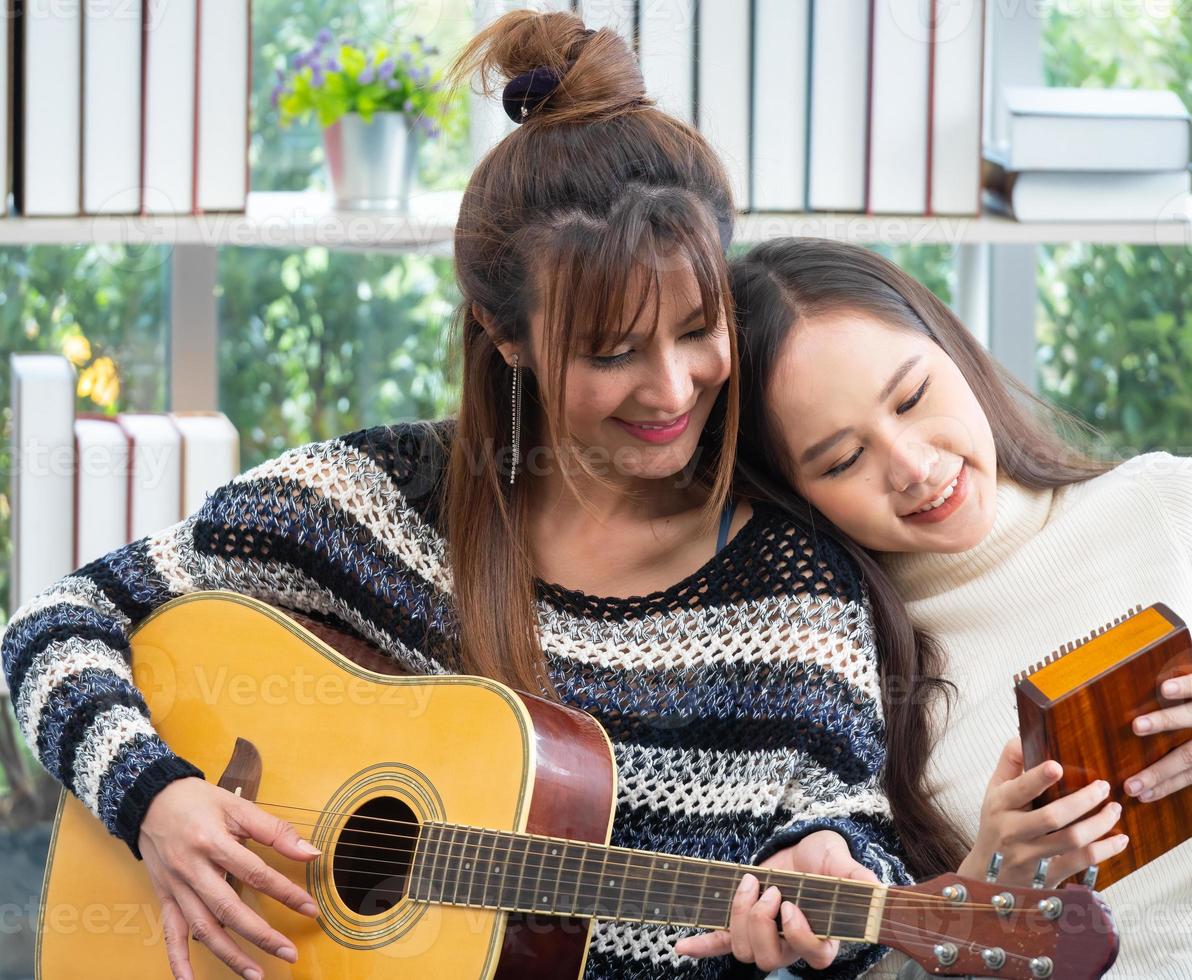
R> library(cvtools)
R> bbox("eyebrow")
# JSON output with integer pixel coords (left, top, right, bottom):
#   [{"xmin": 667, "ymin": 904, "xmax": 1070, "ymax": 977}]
[{"xmin": 798, "ymin": 355, "xmax": 922, "ymax": 465}]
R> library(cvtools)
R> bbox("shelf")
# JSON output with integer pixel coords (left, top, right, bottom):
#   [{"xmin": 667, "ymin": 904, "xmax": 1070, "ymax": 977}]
[{"xmin": 1, "ymin": 190, "xmax": 1190, "ymax": 250}]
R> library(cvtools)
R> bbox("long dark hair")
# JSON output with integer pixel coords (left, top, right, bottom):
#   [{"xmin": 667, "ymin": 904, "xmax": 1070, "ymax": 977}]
[
  {"xmin": 436, "ymin": 10, "xmax": 740, "ymax": 698},
  {"xmin": 729, "ymin": 238, "xmax": 1114, "ymax": 879}
]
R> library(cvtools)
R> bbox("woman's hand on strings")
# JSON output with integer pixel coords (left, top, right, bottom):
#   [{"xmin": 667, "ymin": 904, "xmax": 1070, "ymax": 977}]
[
  {"xmin": 1126, "ymin": 672, "xmax": 1192, "ymax": 802},
  {"xmin": 961, "ymin": 737, "xmax": 1128, "ymax": 887},
  {"xmin": 137, "ymin": 777, "xmax": 321, "ymax": 980},
  {"xmin": 673, "ymin": 829, "xmax": 876, "ymax": 973}
]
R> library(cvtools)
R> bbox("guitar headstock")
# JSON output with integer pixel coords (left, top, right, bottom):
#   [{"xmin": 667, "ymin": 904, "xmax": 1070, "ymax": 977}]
[{"xmin": 879, "ymin": 868, "xmax": 1118, "ymax": 978}]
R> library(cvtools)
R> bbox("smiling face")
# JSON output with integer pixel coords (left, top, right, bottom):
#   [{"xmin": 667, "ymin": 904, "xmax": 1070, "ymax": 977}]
[
  {"xmin": 768, "ymin": 310, "xmax": 999, "ymax": 554},
  {"xmin": 523, "ymin": 261, "xmax": 732, "ymax": 486}
]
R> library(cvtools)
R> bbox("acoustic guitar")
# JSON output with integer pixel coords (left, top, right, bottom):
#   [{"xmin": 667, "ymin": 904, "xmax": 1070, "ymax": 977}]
[{"xmin": 36, "ymin": 590, "xmax": 1119, "ymax": 979}]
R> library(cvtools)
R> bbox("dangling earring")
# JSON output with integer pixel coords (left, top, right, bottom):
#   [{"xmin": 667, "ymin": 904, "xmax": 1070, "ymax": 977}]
[{"xmin": 509, "ymin": 353, "xmax": 522, "ymax": 485}]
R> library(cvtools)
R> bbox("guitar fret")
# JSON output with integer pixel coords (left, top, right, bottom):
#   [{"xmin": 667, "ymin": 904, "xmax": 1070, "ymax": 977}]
[
  {"xmin": 502, "ymin": 834, "xmax": 531, "ymax": 911},
  {"xmin": 825, "ymin": 880, "xmax": 840, "ymax": 937},
  {"xmin": 525, "ymin": 836, "xmax": 551, "ymax": 912},
  {"xmin": 556, "ymin": 840, "xmax": 585, "ymax": 915},
  {"xmin": 461, "ymin": 828, "xmax": 483, "ymax": 907},
  {"xmin": 445, "ymin": 825, "xmax": 465, "ymax": 905},
  {"xmin": 481, "ymin": 829, "xmax": 504, "ymax": 910},
  {"xmin": 422, "ymin": 823, "xmax": 447, "ymax": 904}
]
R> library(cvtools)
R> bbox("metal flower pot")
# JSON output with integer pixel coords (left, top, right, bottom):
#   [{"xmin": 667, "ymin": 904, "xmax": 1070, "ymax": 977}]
[{"xmin": 322, "ymin": 111, "xmax": 418, "ymax": 212}]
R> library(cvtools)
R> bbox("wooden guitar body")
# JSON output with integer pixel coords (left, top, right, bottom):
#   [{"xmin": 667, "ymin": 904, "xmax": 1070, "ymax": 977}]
[{"xmin": 36, "ymin": 590, "xmax": 616, "ymax": 979}]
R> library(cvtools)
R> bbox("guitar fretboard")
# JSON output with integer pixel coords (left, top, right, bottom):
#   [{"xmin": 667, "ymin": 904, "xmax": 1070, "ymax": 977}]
[{"xmin": 406, "ymin": 821, "xmax": 879, "ymax": 940}]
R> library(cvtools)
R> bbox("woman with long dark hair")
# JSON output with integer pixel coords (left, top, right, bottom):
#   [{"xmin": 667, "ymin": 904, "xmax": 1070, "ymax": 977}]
[
  {"xmin": 0, "ymin": 15, "xmax": 955, "ymax": 980},
  {"xmin": 729, "ymin": 236, "xmax": 1192, "ymax": 977}
]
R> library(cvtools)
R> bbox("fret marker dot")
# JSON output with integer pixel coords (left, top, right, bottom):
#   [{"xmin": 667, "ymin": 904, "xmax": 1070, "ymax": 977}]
[
  {"xmin": 542, "ymin": 895, "xmax": 548, "ymax": 903},
  {"xmin": 551, "ymin": 848, "xmax": 558, "ymax": 855},
  {"xmin": 608, "ymin": 879, "xmax": 616, "ymax": 886},
  {"xmin": 663, "ymin": 863, "xmax": 669, "ymax": 869},
  {"xmin": 654, "ymin": 907, "xmax": 660, "ymax": 914},
  {"xmin": 464, "ymin": 862, "xmax": 471, "ymax": 870},
  {"xmin": 714, "ymin": 892, "xmax": 721, "ymax": 898}
]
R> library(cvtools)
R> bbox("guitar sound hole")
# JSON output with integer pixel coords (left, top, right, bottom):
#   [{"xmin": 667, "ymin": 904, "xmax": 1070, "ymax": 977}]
[{"xmin": 332, "ymin": 796, "xmax": 419, "ymax": 915}]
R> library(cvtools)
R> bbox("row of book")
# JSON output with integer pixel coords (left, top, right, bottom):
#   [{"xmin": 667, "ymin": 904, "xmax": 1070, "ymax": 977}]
[
  {"xmin": 3, "ymin": 0, "xmax": 252, "ymax": 218},
  {"xmin": 10, "ymin": 354, "xmax": 240, "ymax": 629},
  {"xmin": 575, "ymin": 0, "xmax": 986, "ymax": 216},
  {"xmin": 983, "ymin": 87, "xmax": 1191, "ymax": 223}
]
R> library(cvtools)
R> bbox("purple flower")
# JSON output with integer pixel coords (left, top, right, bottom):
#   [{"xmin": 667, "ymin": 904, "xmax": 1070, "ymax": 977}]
[
  {"xmin": 325, "ymin": 56, "xmax": 339, "ymax": 72},
  {"xmin": 316, "ymin": 27, "xmax": 333, "ymax": 46},
  {"xmin": 275, "ymin": 67, "xmax": 285, "ymax": 83},
  {"xmin": 385, "ymin": 77, "xmax": 399, "ymax": 90},
  {"xmin": 359, "ymin": 63, "xmax": 375, "ymax": 84},
  {"xmin": 402, "ymin": 98, "xmax": 415, "ymax": 114},
  {"xmin": 270, "ymin": 87, "xmax": 281, "ymax": 109},
  {"xmin": 294, "ymin": 51, "xmax": 308, "ymax": 70},
  {"xmin": 413, "ymin": 65, "xmax": 429, "ymax": 84},
  {"xmin": 311, "ymin": 64, "xmax": 325, "ymax": 87},
  {"xmin": 400, "ymin": 51, "xmax": 413, "ymax": 65},
  {"xmin": 378, "ymin": 57, "xmax": 395, "ymax": 78}
]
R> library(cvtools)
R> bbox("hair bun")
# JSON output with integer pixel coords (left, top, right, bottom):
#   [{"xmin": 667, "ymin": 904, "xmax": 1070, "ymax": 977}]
[{"xmin": 449, "ymin": 9, "xmax": 649, "ymax": 127}]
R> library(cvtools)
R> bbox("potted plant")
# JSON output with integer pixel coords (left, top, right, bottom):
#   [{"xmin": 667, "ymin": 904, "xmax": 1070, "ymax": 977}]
[{"xmin": 272, "ymin": 30, "xmax": 459, "ymax": 212}]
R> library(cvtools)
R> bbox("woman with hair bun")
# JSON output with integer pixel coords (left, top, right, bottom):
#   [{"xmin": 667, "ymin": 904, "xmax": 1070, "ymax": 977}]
[{"xmin": 2, "ymin": 13, "xmax": 952, "ymax": 979}]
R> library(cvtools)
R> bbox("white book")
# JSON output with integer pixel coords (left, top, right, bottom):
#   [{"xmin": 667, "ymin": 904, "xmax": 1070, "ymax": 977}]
[
  {"xmin": 82, "ymin": 0, "xmax": 142, "ymax": 215},
  {"xmin": 752, "ymin": 0, "xmax": 809, "ymax": 212},
  {"xmin": 0, "ymin": 5, "xmax": 10, "ymax": 217},
  {"xmin": 867, "ymin": 0, "xmax": 932, "ymax": 214},
  {"xmin": 9, "ymin": 355, "xmax": 76, "ymax": 622},
  {"xmin": 1000, "ymin": 87, "xmax": 1191, "ymax": 173},
  {"xmin": 929, "ymin": 0, "xmax": 984, "ymax": 215},
  {"xmin": 141, "ymin": 0, "xmax": 196, "ymax": 214},
  {"xmin": 196, "ymin": 0, "xmax": 249, "ymax": 212},
  {"xmin": 638, "ymin": 0, "xmax": 694, "ymax": 124},
  {"xmin": 984, "ymin": 160, "xmax": 1191, "ymax": 223},
  {"xmin": 73, "ymin": 417, "xmax": 130, "ymax": 567},
  {"xmin": 808, "ymin": 0, "xmax": 870, "ymax": 212},
  {"xmin": 115, "ymin": 414, "xmax": 183, "ymax": 539},
  {"xmin": 20, "ymin": 0, "xmax": 82, "ymax": 216},
  {"xmin": 700, "ymin": 0, "xmax": 751, "ymax": 209},
  {"xmin": 169, "ymin": 412, "xmax": 239, "ymax": 514},
  {"xmin": 575, "ymin": 0, "xmax": 635, "ymax": 43}
]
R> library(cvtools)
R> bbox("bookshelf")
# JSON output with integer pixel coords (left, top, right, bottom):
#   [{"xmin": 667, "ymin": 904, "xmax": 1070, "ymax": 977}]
[{"xmin": 2, "ymin": 191, "xmax": 1188, "ymax": 249}]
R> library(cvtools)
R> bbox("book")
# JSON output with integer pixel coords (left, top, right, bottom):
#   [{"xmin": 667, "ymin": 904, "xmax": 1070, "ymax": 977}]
[
  {"xmin": 16, "ymin": 0, "xmax": 82, "ymax": 216},
  {"xmin": 169, "ymin": 411, "xmax": 239, "ymax": 513},
  {"xmin": 638, "ymin": 0, "xmax": 694, "ymax": 124},
  {"xmin": 983, "ymin": 156, "xmax": 1191, "ymax": 223},
  {"xmin": 998, "ymin": 86, "xmax": 1191, "ymax": 173},
  {"xmin": 867, "ymin": 0, "xmax": 932, "ymax": 214},
  {"xmin": 9, "ymin": 355, "xmax": 76, "ymax": 624},
  {"xmin": 928, "ymin": 0, "xmax": 985, "ymax": 215},
  {"xmin": 195, "ymin": 0, "xmax": 251, "ymax": 213},
  {"xmin": 807, "ymin": 0, "xmax": 870, "ymax": 212},
  {"xmin": 700, "ymin": 0, "xmax": 751, "ymax": 210},
  {"xmin": 114, "ymin": 413, "xmax": 183, "ymax": 539},
  {"xmin": 752, "ymin": 0, "xmax": 809, "ymax": 212},
  {"xmin": 82, "ymin": 0, "xmax": 143, "ymax": 215},
  {"xmin": 141, "ymin": 0, "xmax": 197, "ymax": 214},
  {"xmin": 73, "ymin": 415, "xmax": 131, "ymax": 567}
]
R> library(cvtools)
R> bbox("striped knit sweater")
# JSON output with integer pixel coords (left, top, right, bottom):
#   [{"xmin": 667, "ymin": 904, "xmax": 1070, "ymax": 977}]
[{"xmin": 2, "ymin": 419, "xmax": 909, "ymax": 980}]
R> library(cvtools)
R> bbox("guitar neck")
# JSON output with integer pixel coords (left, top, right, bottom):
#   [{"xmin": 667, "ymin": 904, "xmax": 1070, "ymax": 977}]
[{"xmin": 406, "ymin": 821, "xmax": 884, "ymax": 941}]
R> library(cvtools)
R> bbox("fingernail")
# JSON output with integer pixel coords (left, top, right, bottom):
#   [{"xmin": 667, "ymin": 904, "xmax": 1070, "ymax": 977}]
[
  {"xmin": 1135, "ymin": 717, "xmax": 1152, "ymax": 733},
  {"xmin": 1097, "ymin": 780, "xmax": 1110, "ymax": 796},
  {"xmin": 1109, "ymin": 802, "xmax": 1122, "ymax": 816},
  {"xmin": 297, "ymin": 840, "xmax": 321, "ymax": 856},
  {"xmin": 1163, "ymin": 680, "xmax": 1179, "ymax": 696},
  {"xmin": 1118, "ymin": 835, "xmax": 1130, "ymax": 848},
  {"xmin": 738, "ymin": 873, "xmax": 756, "ymax": 894},
  {"xmin": 763, "ymin": 885, "xmax": 780, "ymax": 902},
  {"xmin": 1141, "ymin": 789, "xmax": 1155, "ymax": 802},
  {"xmin": 1125, "ymin": 778, "xmax": 1142, "ymax": 795},
  {"xmin": 277, "ymin": 946, "xmax": 297, "ymax": 963},
  {"xmin": 243, "ymin": 970, "xmax": 263, "ymax": 980},
  {"xmin": 781, "ymin": 901, "xmax": 795, "ymax": 916},
  {"xmin": 299, "ymin": 902, "xmax": 318, "ymax": 917}
]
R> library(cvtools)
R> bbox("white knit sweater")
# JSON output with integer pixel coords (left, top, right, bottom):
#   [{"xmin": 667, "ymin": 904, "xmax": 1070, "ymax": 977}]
[{"xmin": 867, "ymin": 452, "xmax": 1192, "ymax": 979}]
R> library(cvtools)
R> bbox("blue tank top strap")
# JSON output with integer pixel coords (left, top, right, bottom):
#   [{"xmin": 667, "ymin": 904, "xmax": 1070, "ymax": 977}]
[{"xmin": 716, "ymin": 496, "xmax": 737, "ymax": 554}]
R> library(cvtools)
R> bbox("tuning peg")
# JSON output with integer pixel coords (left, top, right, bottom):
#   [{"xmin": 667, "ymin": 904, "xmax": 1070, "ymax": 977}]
[
  {"xmin": 985, "ymin": 851, "xmax": 1003, "ymax": 883},
  {"xmin": 1082, "ymin": 865, "xmax": 1100, "ymax": 889},
  {"xmin": 1032, "ymin": 857, "xmax": 1050, "ymax": 888}
]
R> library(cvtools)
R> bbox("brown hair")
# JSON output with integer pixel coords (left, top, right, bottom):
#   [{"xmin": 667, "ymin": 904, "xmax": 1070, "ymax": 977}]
[
  {"xmin": 728, "ymin": 238, "xmax": 1113, "ymax": 878},
  {"xmin": 437, "ymin": 9, "xmax": 739, "ymax": 697}
]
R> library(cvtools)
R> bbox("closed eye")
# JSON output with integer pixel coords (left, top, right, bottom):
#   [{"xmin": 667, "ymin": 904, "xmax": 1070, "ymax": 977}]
[
  {"xmin": 589, "ymin": 326, "xmax": 711, "ymax": 371},
  {"xmin": 897, "ymin": 378, "xmax": 930, "ymax": 415}
]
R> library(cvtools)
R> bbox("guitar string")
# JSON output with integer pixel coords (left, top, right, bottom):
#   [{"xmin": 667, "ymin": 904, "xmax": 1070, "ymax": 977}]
[
  {"xmin": 279, "ymin": 873, "xmax": 1064, "ymax": 969},
  {"xmin": 239, "ymin": 800, "xmax": 1057, "ymax": 915}
]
